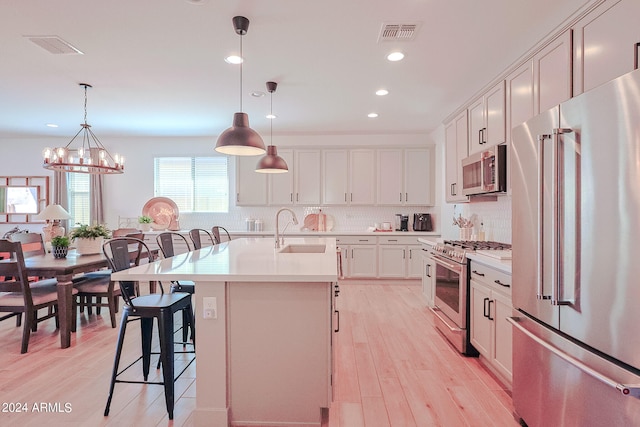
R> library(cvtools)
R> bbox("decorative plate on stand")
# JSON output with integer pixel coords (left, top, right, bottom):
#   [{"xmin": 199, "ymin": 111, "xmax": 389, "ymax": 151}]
[{"xmin": 142, "ymin": 197, "xmax": 179, "ymax": 230}]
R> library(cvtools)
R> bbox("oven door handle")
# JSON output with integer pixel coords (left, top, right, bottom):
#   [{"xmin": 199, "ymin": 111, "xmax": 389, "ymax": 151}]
[{"xmin": 431, "ymin": 254, "xmax": 463, "ymax": 272}]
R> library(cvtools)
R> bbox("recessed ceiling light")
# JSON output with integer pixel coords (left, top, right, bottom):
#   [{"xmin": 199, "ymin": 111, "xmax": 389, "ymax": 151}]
[
  {"xmin": 266, "ymin": 114, "xmax": 277, "ymax": 119},
  {"xmin": 225, "ymin": 55, "xmax": 243, "ymax": 64},
  {"xmin": 376, "ymin": 89, "xmax": 389, "ymax": 96},
  {"xmin": 387, "ymin": 51, "xmax": 405, "ymax": 62},
  {"xmin": 46, "ymin": 123, "xmax": 58, "ymax": 128},
  {"xmin": 251, "ymin": 91, "xmax": 265, "ymax": 97},
  {"xmin": 368, "ymin": 113, "xmax": 379, "ymax": 118},
  {"xmin": 185, "ymin": 0, "xmax": 207, "ymax": 4}
]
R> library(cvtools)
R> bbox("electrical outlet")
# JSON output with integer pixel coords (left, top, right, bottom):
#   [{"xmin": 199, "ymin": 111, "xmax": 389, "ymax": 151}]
[{"xmin": 203, "ymin": 297, "xmax": 217, "ymax": 319}]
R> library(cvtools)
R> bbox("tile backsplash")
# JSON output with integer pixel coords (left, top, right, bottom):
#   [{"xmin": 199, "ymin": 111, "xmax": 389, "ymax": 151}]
[
  {"xmin": 441, "ymin": 195, "xmax": 512, "ymax": 243},
  {"xmin": 173, "ymin": 205, "xmax": 440, "ymax": 233}
]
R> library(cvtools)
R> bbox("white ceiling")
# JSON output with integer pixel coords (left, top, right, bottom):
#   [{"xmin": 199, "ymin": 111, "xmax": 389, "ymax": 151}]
[{"xmin": 1, "ymin": 0, "xmax": 590, "ymax": 140}]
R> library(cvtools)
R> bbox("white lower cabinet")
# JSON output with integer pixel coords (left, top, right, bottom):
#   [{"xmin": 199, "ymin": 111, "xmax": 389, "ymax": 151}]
[
  {"xmin": 469, "ymin": 260, "xmax": 513, "ymax": 387},
  {"xmin": 336, "ymin": 236, "xmax": 377, "ymax": 278},
  {"xmin": 377, "ymin": 236, "xmax": 422, "ymax": 278}
]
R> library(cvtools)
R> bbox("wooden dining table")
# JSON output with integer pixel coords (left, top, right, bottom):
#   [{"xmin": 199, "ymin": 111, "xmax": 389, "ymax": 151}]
[
  {"xmin": 23, "ymin": 249, "xmax": 108, "ymax": 348},
  {"xmin": 23, "ymin": 247, "xmax": 159, "ymax": 349}
]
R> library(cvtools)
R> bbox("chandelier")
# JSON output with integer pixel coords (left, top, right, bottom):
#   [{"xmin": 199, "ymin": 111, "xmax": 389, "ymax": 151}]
[{"xmin": 42, "ymin": 83, "xmax": 124, "ymax": 174}]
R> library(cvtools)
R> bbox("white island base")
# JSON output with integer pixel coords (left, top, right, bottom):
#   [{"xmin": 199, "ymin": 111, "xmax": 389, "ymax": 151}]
[{"xmin": 112, "ymin": 238, "xmax": 338, "ymax": 427}]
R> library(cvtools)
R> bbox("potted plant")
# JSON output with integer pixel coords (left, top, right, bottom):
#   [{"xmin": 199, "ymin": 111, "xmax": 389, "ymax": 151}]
[
  {"xmin": 138, "ymin": 215, "xmax": 153, "ymax": 232},
  {"xmin": 51, "ymin": 235, "xmax": 70, "ymax": 259},
  {"xmin": 70, "ymin": 223, "xmax": 111, "ymax": 255}
]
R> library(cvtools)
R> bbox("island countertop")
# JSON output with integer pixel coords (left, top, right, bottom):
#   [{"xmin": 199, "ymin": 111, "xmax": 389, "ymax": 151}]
[{"xmin": 111, "ymin": 236, "xmax": 338, "ymax": 283}]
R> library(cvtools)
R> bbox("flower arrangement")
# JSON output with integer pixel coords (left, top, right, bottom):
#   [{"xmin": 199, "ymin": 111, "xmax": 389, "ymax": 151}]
[
  {"xmin": 69, "ymin": 223, "xmax": 111, "ymax": 240},
  {"xmin": 138, "ymin": 215, "xmax": 153, "ymax": 224}
]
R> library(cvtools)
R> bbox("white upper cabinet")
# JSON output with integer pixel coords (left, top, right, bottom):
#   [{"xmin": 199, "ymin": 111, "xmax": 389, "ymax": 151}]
[
  {"xmin": 377, "ymin": 147, "xmax": 434, "ymax": 206},
  {"xmin": 376, "ymin": 149, "xmax": 403, "ymax": 205},
  {"xmin": 322, "ymin": 149, "xmax": 349, "ymax": 205},
  {"xmin": 534, "ymin": 30, "xmax": 572, "ymax": 114},
  {"xmin": 236, "ymin": 155, "xmax": 267, "ymax": 206},
  {"xmin": 468, "ymin": 80, "xmax": 506, "ymax": 155},
  {"xmin": 294, "ymin": 149, "xmax": 321, "ymax": 205},
  {"xmin": 322, "ymin": 149, "xmax": 375, "ymax": 205},
  {"xmin": 445, "ymin": 110, "xmax": 469, "ymax": 203},
  {"xmin": 573, "ymin": 0, "xmax": 640, "ymax": 96},
  {"xmin": 349, "ymin": 149, "xmax": 376, "ymax": 205},
  {"xmin": 404, "ymin": 148, "xmax": 434, "ymax": 206},
  {"xmin": 268, "ymin": 149, "xmax": 295, "ymax": 205}
]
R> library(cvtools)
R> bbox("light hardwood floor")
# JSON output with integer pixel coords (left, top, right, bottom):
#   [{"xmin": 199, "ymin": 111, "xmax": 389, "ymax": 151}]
[{"xmin": 0, "ymin": 282, "xmax": 518, "ymax": 426}]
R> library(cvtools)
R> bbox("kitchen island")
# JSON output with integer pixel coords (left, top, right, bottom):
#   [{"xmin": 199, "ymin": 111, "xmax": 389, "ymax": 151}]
[{"xmin": 111, "ymin": 237, "xmax": 338, "ymax": 427}]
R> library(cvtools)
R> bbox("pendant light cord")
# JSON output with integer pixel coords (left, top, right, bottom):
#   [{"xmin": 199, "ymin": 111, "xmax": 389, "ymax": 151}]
[
  {"xmin": 239, "ymin": 33, "xmax": 243, "ymax": 112},
  {"xmin": 83, "ymin": 84, "xmax": 88, "ymax": 125},
  {"xmin": 270, "ymin": 90, "xmax": 273, "ymax": 144}
]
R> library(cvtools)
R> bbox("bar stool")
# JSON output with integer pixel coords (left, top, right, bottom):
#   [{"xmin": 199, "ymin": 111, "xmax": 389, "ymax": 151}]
[
  {"xmin": 103, "ymin": 237, "xmax": 195, "ymax": 420},
  {"xmin": 156, "ymin": 232, "xmax": 195, "ymax": 343},
  {"xmin": 211, "ymin": 226, "xmax": 231, "ymax": 244},
  {"xmin": 188, "ymin": 228, "xmax": 215, "ymax": 250}
]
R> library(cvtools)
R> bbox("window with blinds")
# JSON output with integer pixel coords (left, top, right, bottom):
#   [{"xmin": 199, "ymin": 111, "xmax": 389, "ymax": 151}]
[
  {"xmin": 154, "ymin": 157, "xmax": 229, "ymax": 213},
  {"xmin": 67, "ymin": 173, "xmax": 90, "ymax": 225}
]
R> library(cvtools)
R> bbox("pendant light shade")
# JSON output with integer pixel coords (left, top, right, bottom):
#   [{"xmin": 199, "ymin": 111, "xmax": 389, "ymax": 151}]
[
  {"xmin": 215, "ymin": 16, "xmax": 266, "ymax": 156},
  {"xmin": 216, "ymin": 112, "xmax": 266, "ymax": 156},
  {"xmin": 256, "ymin": 145, "xmax": 288, "ymax": 173},
  {"xmin": 256, "ymin": 81, "xmax": 289, "ymax": 173}
]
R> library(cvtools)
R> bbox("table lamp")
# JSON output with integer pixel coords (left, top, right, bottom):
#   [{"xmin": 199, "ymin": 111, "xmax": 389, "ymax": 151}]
[{"xmin": 34, "ymin": 204, "xmax": 72, "ymax": 243}]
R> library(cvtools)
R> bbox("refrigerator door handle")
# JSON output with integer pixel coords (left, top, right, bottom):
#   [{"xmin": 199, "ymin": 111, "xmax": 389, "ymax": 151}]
[
  {"xmin": 508, "ymin": 317, "xmax": 640, "ymax": 399},
  {"xmin": 537, "ymin": 133, "xmax": 552, "ymax": 300},
  {"xmin": 552, "ymin": 127, "xmax": 574, "ymax": 306}
]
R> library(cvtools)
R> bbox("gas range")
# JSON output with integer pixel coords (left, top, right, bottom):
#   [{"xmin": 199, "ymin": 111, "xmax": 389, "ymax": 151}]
[{"xmin": 432, "ymin": 240, "xmax": 512, "ymax": 264}]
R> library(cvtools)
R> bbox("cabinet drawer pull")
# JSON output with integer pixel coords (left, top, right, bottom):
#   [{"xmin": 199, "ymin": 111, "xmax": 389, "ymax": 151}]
[
  {"xmin": 400, "ymin": 192, "xmax": 402, "ymax": 202},
  {"xmin": 494, "ymin": 279, "xmax": 510, "ymax": 288},
  {"xmin": 472, "ymin": 270, "xmax": 485, "ymax": 277},
  {"xmin": 483, "ymin": 297, "xmax": 490, "ymax": 318},
  {"xmin": 487, "ymin": 300, "xmax": 494, "ymax": 320},
  {"xmin": 635, "ymin": 42, "xmax": 640, "ymax": 70}
]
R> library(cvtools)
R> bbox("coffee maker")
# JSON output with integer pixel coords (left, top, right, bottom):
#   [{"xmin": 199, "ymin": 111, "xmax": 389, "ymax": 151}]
[{"xmin": 395, "ymin": 214, "xmax": 409, "ymax": 231}]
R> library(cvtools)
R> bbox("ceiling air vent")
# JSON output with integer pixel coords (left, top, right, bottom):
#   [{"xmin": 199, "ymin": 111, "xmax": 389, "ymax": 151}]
[
  {"xmin": 377, "ymin": 22, "xmax": 420, "ymax": 42},
  {"xmin": 24, "ymin": 35, "xmax": 84, "ymax": 55}
]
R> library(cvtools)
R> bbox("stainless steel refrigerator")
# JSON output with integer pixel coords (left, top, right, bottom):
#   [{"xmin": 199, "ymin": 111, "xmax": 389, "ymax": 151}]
[{"xmin": 511, "ymin": 68, "xmax": 640, "ymax": 426}]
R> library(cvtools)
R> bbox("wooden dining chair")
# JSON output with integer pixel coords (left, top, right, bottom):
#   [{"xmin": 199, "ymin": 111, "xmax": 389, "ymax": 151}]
[
  {"xmin": 8, "ymin": 232, "xmax": 46, "ymax": 258},
  {"xmin": 211, "ymin": 226, "xmax": 231, "ymax": 244},
  {"xmin": 9, "ymin": 232, "xmax": 58, "ymax": 328},
  {"xmin": 188, "ymin": 228, "xmax": 215, "ymax": 250},
  {"xmin": 0, "ymin": 239, "xmax": 78, "ymax": 353},
  {"xmin": 102, "ymin": 237, "xmax": 195, "ymax": 420}
]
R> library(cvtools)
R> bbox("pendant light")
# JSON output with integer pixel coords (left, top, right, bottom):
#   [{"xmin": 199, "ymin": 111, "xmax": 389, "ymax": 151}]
[
  {"xmin": 256, "ymin": 81, "xmax": 288, "ymax": 173},
  {"xmin": 215, "ymin": 16, "xmax": 266, "ymax": 156},
  {"xmin": 42, "ymin": 83, "xmax": 124, "ymax": 174}
]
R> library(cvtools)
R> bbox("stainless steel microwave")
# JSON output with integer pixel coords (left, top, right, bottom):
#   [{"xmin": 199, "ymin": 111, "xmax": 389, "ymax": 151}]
[{"xmin": 461, "ymin": 145, "xmax": 507, "ymax": 196}]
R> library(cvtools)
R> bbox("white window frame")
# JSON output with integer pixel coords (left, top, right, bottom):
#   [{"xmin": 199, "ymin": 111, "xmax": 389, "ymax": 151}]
[{"xmin": 154, "ymin": 156, "xmax": 229, "ymax": 213}]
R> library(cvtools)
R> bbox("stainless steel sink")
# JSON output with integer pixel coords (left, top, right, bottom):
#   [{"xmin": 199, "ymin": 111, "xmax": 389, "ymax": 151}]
[{"xmin": 278, "ymin": 244, "xmax": 326, "ymax": 254}]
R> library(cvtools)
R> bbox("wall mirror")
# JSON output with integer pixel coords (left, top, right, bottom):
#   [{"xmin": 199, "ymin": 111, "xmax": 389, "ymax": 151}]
[{"xmin": 0, "ymin": 176, "xmax": 49, "ymax": 223}]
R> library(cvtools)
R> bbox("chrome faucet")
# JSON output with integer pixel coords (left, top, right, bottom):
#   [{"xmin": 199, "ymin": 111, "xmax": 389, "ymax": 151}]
[{"xmin": 275, "ymin": 208, "xmax": 298, "ymax": 249}]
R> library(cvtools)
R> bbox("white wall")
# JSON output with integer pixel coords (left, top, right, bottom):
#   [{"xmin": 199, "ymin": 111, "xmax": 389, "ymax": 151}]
[{"xmin": 1, "ymin": 133, "xmax": 441, "ymax": 235}]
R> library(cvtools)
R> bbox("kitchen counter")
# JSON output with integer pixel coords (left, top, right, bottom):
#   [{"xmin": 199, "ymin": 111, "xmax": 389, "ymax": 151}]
[
  {"xmin": 111, "ymin": 237, "xmax": 337, "ymax": 427},
  {"xmin": 112, "ymin": 236, "xmax": 337, "ymax": 282},
  {"xmin": 466, "ymin": 251, "xmax": 512, "ymax": 274}
]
